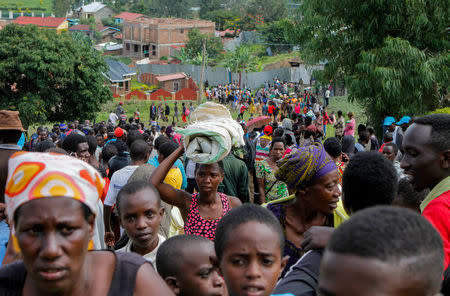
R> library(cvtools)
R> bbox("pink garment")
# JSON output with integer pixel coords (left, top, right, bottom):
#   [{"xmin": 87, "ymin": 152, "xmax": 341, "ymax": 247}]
[
  {"xmin": 344, "ymin": 119, "xmax": 356, "ymax": 136},
  {"xmin": 294, "ymin": 105, "xmax": 301, "ymax": 114}
]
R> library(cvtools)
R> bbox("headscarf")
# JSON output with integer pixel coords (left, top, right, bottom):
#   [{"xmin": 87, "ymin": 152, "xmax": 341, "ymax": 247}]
[
  {"xmin": 342, "ymin": 135, "xmax": 355, "ymax": 156},
  {"xmin": 275, "ymin": 143, "xmax": 337, "ymax": 192},
  {"xmin": 166, "ymin": 126, "xmax": 174, "ymax": 138},
  {"xmin": 5, "ymin": 152, "xmax": 105, "ymax": 225},
  {"xmin": 282, "ymin": 118, "xmax": 293, "ymax": 131}
]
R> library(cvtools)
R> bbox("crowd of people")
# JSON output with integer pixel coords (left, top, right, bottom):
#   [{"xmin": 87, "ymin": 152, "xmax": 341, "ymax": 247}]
[{"xmin": 0, "ymin": 85, "xmax": 449, "ymax": 296}]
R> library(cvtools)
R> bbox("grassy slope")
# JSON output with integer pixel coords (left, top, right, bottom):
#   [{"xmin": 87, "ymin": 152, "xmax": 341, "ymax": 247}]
[{"xmin": 0, "ymin": 0, "xmax": 53, "ymax": 12}]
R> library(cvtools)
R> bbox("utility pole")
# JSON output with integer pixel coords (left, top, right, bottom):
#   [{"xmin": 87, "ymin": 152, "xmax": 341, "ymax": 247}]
[{"xmin": 198, "ymin": 37, "xmax": 207, "ymax": 105}]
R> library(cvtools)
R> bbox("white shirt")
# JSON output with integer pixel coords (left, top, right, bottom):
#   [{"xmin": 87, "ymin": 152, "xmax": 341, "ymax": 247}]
[
  {"xmin": 104, "ymin": 165, "xmax": 139, "ymax": 206},
  {"xmin": 325, "ymin": 90, "xmax": 330, "ymax": 98},
  {"xmin": 108, "ymin": 112, "xmax": 118, "ymax": 125},
  {"xmin": 117, "ymin": 234, "xmax": 165, "ymax": 265}
]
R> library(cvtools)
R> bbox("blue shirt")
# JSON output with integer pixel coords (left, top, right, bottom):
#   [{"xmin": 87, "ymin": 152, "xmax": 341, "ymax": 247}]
[
  {"xmin": 148, "ymin": 155, "xmax": 187, "ymax": 189},
  {"xmin": 0, "ymin": 221, "xmax": 9, "ymax": 266}
]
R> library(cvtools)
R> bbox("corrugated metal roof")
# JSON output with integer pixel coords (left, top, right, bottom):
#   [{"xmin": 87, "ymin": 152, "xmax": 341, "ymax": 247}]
[
  {"xmin": 13, "ymin": 16, "xmax": 66, "ymax": 28},
  {"xmin": 156, "ymin": 73, "xmax": 186, "ymax": 82},
  {"xmin": 105, "ymin": 59, "xmax": 136, "ymax": 82},
  {"xmin": 81, "ymin": 2, "xmax": 106, "ymax": 13}
]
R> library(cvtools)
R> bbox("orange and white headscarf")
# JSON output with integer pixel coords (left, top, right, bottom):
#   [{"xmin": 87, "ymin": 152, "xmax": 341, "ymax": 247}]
[{"xmin": 5, "ymin": 152, "xmax": 104, "ymax": 224}]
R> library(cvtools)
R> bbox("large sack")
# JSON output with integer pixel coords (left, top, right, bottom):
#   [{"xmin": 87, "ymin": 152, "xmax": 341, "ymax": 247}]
[{"xmin": 177, "ymin": 102, "xmax": 244, "ymax": 164}]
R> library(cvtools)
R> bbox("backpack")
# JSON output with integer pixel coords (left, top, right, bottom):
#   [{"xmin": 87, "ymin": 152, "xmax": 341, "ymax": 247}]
[{"xmin": 184, "ymin": 108, "xmax": 190, "ymax": 116}]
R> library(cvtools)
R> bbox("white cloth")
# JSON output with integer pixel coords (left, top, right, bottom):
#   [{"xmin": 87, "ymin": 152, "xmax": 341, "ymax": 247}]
[
  {"xmin": 104, "ymin": 165, "xmax": 139, "ymax": 206},
  {"xmin": 178, "ymin": 102, "xmax": 245, "ymax": 164},
  {"xmin": 117, "ymin": 234, "xmax": 165, "ymax": 265},
  {"xmin": 93, "ymin": 200, "xmax": 106, "ymax": 250},
  {"xmin": 108, "ymin": 112, "xmax": 118, "ymax": 125}
]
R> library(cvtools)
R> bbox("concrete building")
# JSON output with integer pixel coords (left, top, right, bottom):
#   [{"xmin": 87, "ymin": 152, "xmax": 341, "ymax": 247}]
[
  {"xmin": 77, "ymin": 2, "xmax": 115, "ymax": 24},
  {"xmin": 122, "ymin": 17, "xmax": 215, "ymax": 59},
  {"xmin": 12, "ymin": 16, "xmax": 68, "ymax": 33}
]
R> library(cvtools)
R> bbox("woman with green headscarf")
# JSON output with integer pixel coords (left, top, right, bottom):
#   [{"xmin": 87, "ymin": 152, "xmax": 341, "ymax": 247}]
[{"xmin": 265, "ymin": 143, "xmax": 341, "ymax": 277}]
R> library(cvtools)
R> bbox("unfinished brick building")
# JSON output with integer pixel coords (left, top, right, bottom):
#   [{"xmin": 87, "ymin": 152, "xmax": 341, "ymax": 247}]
[{"xmin": 122, "ymin": 17, "xmax": 215, "ymax": 59}]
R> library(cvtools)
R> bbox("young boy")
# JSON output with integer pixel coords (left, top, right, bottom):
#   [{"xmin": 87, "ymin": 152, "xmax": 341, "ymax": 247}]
[
  {"xmin": 156, "ymin": 235, "xmax": 226, "ymax": 296},
  {"xmin": 319, "ymin": 206, "xmax": 444, "ymax": 296},
  {"xmin": 116, "ymin": 181, "xmax": 165, "ymax": 265},
  {"xmin": 214, "ymin": 204, "xmax": 288, "ymax": 296}
]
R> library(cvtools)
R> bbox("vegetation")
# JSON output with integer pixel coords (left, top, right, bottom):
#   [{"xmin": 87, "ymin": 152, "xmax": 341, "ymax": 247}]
[
  {"xmin": 223, "ymin": 46, "xmax": 258, "ymax": 87},
  {"xmin": 0, "ymin": 0, "xmax": 52, "ymax": 13},
  {"xmin": 0, "ymin": 24, "xmax": 112, "ymax": 128},
  {"xmin": 291, "ymin": 0, "xmax": 449, "ymax": 129},
  {"xmin": 185, "ymin": 29, "xmax": 223, "ymax": 60}
]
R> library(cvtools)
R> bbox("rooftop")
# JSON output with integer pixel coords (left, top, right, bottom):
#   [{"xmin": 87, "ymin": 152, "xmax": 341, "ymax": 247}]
[
  {"xmin": 114, "ymin": 12, "xmax": 144, "ymax": 21},
  {"xmin": 105, "ymin": 59, "xmax": 136, "ymax": 82},
  {"xmin": 69, "ymin": 24, "xmax": 109, "ymax": 31},
  {"xmin": 80, "ymin": 2, "xmax": 106, "ymax": 13},
  {"xmin": 13, "ymin": 16, "xmax": 66, "ymax": 28},
  {"xmin": 156, "ymin": 73, "xmax": 186, "ymax": 82}
]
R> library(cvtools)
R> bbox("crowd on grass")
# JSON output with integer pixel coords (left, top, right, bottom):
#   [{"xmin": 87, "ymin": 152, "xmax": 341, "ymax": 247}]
[{"xmin": 0, "ymin": 78, "xmax": 449, "ymax": 296}]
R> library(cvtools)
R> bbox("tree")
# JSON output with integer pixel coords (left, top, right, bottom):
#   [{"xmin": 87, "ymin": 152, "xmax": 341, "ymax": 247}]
[
  {"xmin": 53, "ymin": 0, "xmax": 73, "ymax": 17},
  {"xmin": 185, "ymin": 29, "xmax": 223, "ymax": 60},
  {"xmin": 258, "ymin": 18, "xmax": 293, "ymax": 52},
  {"xmin": 200, "ymin": 0, "xmax": 222, "ymax": 19},
  {"xmin": 292, "ymin": 0, "xmax": 449, "ymax": 128},
  {"xmin": 0, "ymin": 24, "xmax": 112, "ymax": 128},
  {"xmin": 223, "ymin": 46, "xmax": 258, "ymax": 87},
  {"xmin": 244, "ymin": 0, "xmax": 287, "ymax": 23},
  {"xmin": 152, "ymin": 0, "xmax": 194, "ymax": 18}
]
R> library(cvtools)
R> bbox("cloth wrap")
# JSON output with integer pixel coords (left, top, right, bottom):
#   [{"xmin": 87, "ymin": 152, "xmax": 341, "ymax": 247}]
[
  {"xmin": 177, "ymin": 102, "xmax": 245, "ymax": 164},
  {"xmin": 275, "ymin": 143, "xmax": 337, "ymax": 192},
  {"xmin": 5, "ymin": 152, "xmax": 105, "ymax": 227}
]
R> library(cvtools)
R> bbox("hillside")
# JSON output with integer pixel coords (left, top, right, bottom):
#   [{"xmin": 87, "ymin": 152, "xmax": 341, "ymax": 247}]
[{"xmin": 0, "ymin": 0, "xmax": 53, "ymax": 14}]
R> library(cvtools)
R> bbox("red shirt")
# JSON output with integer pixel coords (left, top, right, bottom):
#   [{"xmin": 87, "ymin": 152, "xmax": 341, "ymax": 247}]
[
  {"xmin": 268, "ymin": 105, "xmax": 275, "ymax": 114},
  {"xmin": 423, "ymin": 190, "xmax": 450, "ymax": 270}
]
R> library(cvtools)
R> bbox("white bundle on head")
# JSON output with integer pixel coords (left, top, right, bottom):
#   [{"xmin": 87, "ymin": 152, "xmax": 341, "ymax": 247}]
[{"xmin": 177, "ymin": 102, "xmax": 245, "ymax": 164}]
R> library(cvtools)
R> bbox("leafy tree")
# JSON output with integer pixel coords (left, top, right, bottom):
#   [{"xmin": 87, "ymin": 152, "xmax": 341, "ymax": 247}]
[
  {"xmin": 153, "ymin": 0, "xmax": 194, "ymax": 17},
  {"xmin": 185, "ymin": 29, "xmax": 223, "ymax": 59},
  {"xmin": 244, "ymin": 0, "xmax": 287, "ymax": 23},
  {"xmin": 53, "ymin": 0, "xmax": 73, "ymax": 17},
  {"xmin": 293, "ymin": 0, "xmax": 449, "ymax": 128},
  {"xmin": 202, "ymin": 9, "xmax": 240, "ymax": 31},
  {"xmin": 223, "ymin": 46, "xmax": 258, "ymax": 87},
  {"xmin": 172, "ymin": 47, "xmax": 192, "ymax": 64},
  {"xmin": 200, "ymin": 0, "xmax": 222, "ymax": 19},
  {"xmin": 0, "ymin": 24, "xmax": 112, "ymax": 128},
  {"xmin": 258, "ymin": 18, "xmax": 293, "ymax": 52}
]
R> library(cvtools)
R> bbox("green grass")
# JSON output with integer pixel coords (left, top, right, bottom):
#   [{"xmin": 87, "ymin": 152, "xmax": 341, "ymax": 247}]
[
  {"xmin": 0, "ymin": 0, "xmax": 53, "ymax": 13},
  {"xmin": 325, "ymin": 95, "xmax": 366, "ymax": 138}
]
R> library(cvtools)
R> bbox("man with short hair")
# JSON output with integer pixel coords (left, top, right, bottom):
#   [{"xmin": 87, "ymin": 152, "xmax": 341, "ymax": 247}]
[
  {"xmin": 401, "ymin": 114, "xmax": 450, "ymax": 293},
  {"xmin": 319, "ymin": 206, "xmax": 444, "ymax": 296}
]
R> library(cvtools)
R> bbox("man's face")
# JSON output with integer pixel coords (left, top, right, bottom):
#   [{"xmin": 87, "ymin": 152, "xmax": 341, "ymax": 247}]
[
  {"xmin": 96, "ymin": 136, "xmax": 104, "ymax": 147},
  {"xmin": 76, "ymin": 142, "xmax": 90, "ymax": 162},
  {"xmin": 119, "ymin": 188, "xmax": 163, "ymax": 255},
  {"xmin": 174, "ymin": 242, "xmax": 226, "ymax": 296},
  {"xmin": 382, "ymin": 146, "xmax": 396, "ymax": 162},
  {"xmin": 401, "ymin": 123, "xmax": 445, "ymax": 191},
  {"xmin": 387, "ymin": 123, "xmax": 396, "ymax": 133},
  {"xmin": 39, "ymin": 131, "xmax": 48, "ymax": 141},
  {"xmin": 319, "ymin": 251, "xmax": 431, "ymax": 296}
]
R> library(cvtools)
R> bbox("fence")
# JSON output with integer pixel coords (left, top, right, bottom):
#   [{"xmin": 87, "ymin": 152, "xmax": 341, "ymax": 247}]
[{"xmin": 137, "ymin": 63, "xmax": 321, "ymax": 89}]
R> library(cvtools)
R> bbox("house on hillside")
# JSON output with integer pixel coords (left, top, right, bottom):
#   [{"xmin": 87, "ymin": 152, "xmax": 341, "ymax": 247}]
[
  {"xmin": 114, "ymin": 12, "xmax": 144, "ymax": 24},
  {"xmin": 122, "ymin": 17, "xmax": 215, "ymax": 59},
  {"xmin": 104, "ymin": 59, "xmax": 136, "ymax": 96},
  {"xmin": 76, "ymin": 2, "xmax": 115, "ymax": 24},
  {"xmin": 140, "ymin": 73, "xmax": 187, "ymax": 92},
  {"xmin": 69, "ymin": 24, "xmax": 120, "ymax": 42},
  {"xmin": 12, "ymin": 16, "xmax": 68, "ymax": 33}
]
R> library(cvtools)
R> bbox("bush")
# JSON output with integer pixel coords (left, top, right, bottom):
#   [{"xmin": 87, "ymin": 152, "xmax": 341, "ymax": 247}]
[
  {"xmin": 160, "ymin": 56, "xmax": 169, "ymax": 61},
  {"xmin": 428, "ymin": 107, "xmax": 450, "ymax": 115}
]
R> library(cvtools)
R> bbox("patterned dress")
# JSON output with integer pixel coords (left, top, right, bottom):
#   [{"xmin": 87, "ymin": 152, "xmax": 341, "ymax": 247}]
[
  {"xmin": 255, "ymin": 159, "xmax": 289, "ymax": 202},
  {"xmin": 184, "ymin": 193, "xmax": 231, "ymax": 241}
]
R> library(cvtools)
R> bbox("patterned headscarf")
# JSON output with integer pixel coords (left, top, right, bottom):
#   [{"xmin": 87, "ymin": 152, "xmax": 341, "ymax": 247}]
[
  {"xmin": 275, "ymin": 143, "xmax": 337, "ymax": 192},
  {"xmin": 5, "ymin": 152, "xmax": 104, "ymax": 224}
]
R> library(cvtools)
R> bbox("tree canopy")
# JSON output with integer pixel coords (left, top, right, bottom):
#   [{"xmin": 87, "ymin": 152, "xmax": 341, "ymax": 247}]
[
  {"xmin": 185, "ymin": 29, "xmax": 223, "ymax": 60},
  {"xmin": 0, "ymin": 24, "xmax": 112, "ymax": 128},
  {"xmin": 292, "ymin": 0, "xmax": 449, "ymax": 127}
]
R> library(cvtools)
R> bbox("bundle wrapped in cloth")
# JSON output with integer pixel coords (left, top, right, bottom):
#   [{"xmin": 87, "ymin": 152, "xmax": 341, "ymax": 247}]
[{"xmin": 176, "ymin": 102, "xmax": 245, "ymax": 164}]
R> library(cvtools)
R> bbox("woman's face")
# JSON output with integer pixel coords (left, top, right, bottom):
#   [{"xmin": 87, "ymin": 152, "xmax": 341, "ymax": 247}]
[
  {"xmin": 195, "ymin": 163, "xmax": 224, "ymax": 194},
  {"xmin": 15, "ymin": 197, "xmax": 94, "ymax": 294},
  {"xmin": 299, "ymin": 169, "xmax": 341, "ymax": 215},
  {"xmin": 269, "ymin": 142, "xmax": 285, "ymax": 161}
]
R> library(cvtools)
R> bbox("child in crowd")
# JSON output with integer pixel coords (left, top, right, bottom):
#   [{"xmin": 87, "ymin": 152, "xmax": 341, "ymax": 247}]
[
  {"xmin": 116, "ymin": 181, "xmax": 165, "ymax": 265},
  {"xmin": 156, "ymin": 235, "xmax": 226, "ymax": 296},
  {"xmin": 319, "ymin": 206, "xmax": 444, "ymax": 296},
  {"xmin": 214, "ymin": 204, "xmax": 288, "ymax": 296}
]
